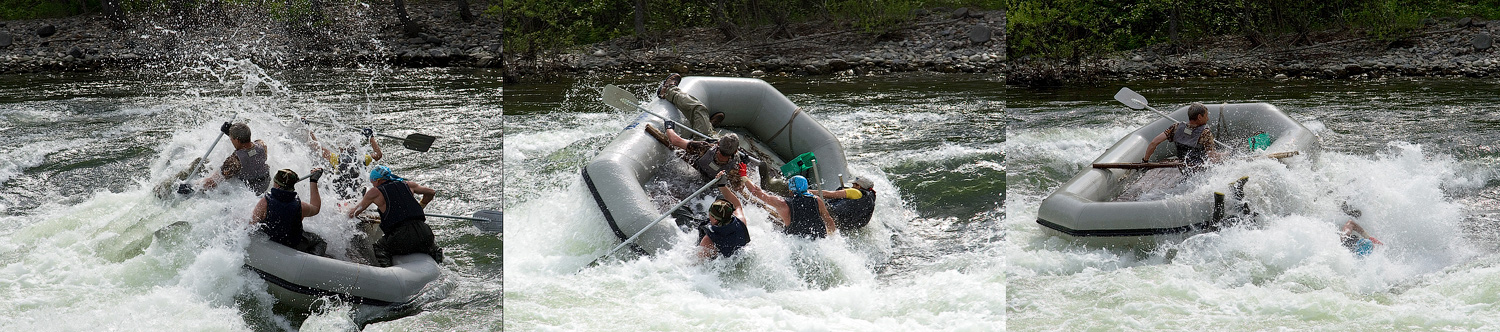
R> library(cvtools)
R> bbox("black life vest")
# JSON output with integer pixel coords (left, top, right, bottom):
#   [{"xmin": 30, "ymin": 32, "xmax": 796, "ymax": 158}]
[
  {"xmin": 703, "ymin": 216, "xmax": 750, "ymax": 258},
  {"xmin": 376, "ymin": 180, "xmax": 426, "ymax": 233},
  {"xmin": 783, "ymin": 195, "xmax": 826, "ymax": 238},
  {"xmin": 232, "ymin": 143, "xmax": 270, "ymax": 194},
  {"xmin": 260, "ymin": 187, "xmax": 303, "ymax": 248},
  {"xmin": 1170, "ymin": 123, "xmax": 1209, "ymax": 166},
  {"xmin": 828, "ymin": 187, "xmax": 876, "ymax": 230}
]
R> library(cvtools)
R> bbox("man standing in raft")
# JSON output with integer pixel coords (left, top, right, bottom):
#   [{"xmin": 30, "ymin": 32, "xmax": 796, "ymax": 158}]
[
  {"xmin": 347, "ymin": 165, "xmax": 443, "ymax": 266},
  {"xmin": 809, "ymin": 175, "xmax": 877, "ymax": 231},
  {"xmin": 742, "ymin": 175, "xmax": 837, "ymax": 239},
  {"xmin": 1141, "ymin": 102, "xmax": 1220, "ymax": 171}
]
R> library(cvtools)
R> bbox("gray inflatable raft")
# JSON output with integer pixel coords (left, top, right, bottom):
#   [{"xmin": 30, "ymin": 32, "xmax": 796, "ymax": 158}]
[
  {"xmin": 583, "ymin": 76, "xmax": 850, "ymax": 254},
  {"xmin": 1036, "ymin": 102, "xmax": 1320, "ymax": 247},
  {"xmin": 243, "ymin": 234, "xmax": 441, "ymax": 308}
]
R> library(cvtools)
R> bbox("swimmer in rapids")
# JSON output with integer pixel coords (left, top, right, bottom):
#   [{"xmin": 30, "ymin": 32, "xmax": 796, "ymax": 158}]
[{"xmin": 1339, "ymin": 204, "xmax": 1383, "ymax": 257}]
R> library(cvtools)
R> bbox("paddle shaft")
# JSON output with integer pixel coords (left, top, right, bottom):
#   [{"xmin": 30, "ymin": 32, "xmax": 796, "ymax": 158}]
[
  {"xmin": 602, "ymin": 84, "xmax": 710, "ymax": 140},
  {"xmin": 624, "ymin": 99, "xmax": 710, "ymax": 140},
  {"xmin": 425, "ymin": 213, "xmax": 491, "ymax": 222},
  {"xmin": 586, "ymin": 177, "xmax": 722, "ymax": 268},
  {"xmin": 1116, "ymin": 88, "xmax": 1232, "ymax": 150},
  {"xmin": 1093, "ymin": 162, "xmax": 1185, "ymax": 169},
  {"xmin": 187, "ymin": 115, "xmax": 240, "ymax": 176}
]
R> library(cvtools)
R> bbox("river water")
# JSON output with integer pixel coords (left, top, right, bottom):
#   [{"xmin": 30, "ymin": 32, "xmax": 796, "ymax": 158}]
[
  {"xmin": 1007, "ymin": 78, "xmax": 1500, "ymax": 330},
  {"xmin": 0, "ymin": 63, "xmax": 502, "ymax": 331},
  {"xmin": 503, "ymin": 74, "xmax": 1006, "ymax": 330}
]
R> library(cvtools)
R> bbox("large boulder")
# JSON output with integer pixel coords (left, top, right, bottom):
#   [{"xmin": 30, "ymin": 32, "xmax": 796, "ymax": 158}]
[
  {"xmin": 0, "ymin": 32, "xmax": 11, "ymax": 48},
  {"xmin": 950, "ymin": 8, "xmax": 969, "ymax": 19},
  {"xmin": 36, "ymin": 24, "xmax": 55, "ymax": 38},
  {"xmin": 1474, "ymin": 33, "xmax": 1493, "ymax": 51},
  {"xmin": 968, "ymin": 25, "xmax": 991, "ymax": 44}
]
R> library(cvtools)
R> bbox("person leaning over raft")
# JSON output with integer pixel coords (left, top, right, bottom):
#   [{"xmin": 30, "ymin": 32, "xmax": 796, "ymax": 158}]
[
  {"xmin": 698, "ymin": 171, "xmax": 751, "ymax": 260},
  {"xmin": 1141, "ymin": 102, "xmax": 1220, "ymax": 171},
  {"xmin": 346, "ymin": 165, "xmax": 444, "ymax": 266},
  {"xmin": 251, "ymin": 168, "xmax": 326, "ymax": 254},
  {"xmin": 196, "ymin": 122, "xmax": 271, "ymax": 194},
  {"xmin": 656, "ymin": 73, "xmax": 726, "ymax": 136},
  {"xmin": 741, "ymin": 175, "xmax": 837, "ymax": 239},
  {"xmin": 809, "ymin": 175, "xmax": 877, "ymax": 231},
  {"xmin": 655, "ymin": 120, "xmax": 761, "ymax": 183},
  {"xmin": 307, "ymin": 126, "xmax": 384, "ymax": 200}
]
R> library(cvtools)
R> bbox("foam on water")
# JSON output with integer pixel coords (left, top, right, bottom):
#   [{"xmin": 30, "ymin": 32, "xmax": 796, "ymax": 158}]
[{"xmin": 1007, "ymin": 118, "xmax": 1500, "ymax": 329}]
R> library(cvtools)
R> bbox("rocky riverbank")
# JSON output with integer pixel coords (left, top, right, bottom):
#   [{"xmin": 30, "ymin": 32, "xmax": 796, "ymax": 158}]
[
  {"xmin": 503, "ymin": 8, "xmax": 1004, "ymax": 83},
  {"xmin": 1009, "ymin": 17, "xmax": 1500, "ymax": 86},
  {"xmin": 0, "ymin": 3, "xmax": 500, "ymax": 74}
]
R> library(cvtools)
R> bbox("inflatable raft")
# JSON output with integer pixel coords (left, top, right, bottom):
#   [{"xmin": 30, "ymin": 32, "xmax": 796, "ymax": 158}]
[
  {"xmin": 243, "ymin": 234, "xmax": 441, "ymax": 309},
  {"xmin": 583, "ymin": 76, "xmax": 851, "ymax": 254},
  {"xmin": 1036, "ymin": 102, "xmax": 1320, "ymax": 246}
]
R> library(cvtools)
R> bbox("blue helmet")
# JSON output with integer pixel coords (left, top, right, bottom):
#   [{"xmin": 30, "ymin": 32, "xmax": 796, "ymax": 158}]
[{"xmin": 788, "ymin": 175, "xmax": 810, "ymax": 196}]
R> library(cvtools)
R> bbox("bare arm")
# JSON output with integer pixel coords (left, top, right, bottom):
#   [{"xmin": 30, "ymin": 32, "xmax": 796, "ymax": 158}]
[
  {"xmin": 347, "ymin": 187, "xmax": 378, "ymax": 219},
  {"xmin": 666, "ymin": 127, "xmax": 690, "ymax": 150},
  {"xmin": 744, "ymin": 180, "xmax": 789, "ymax": 226},
  {"xmin": 817, "ymin": 198, "xmax": 836, "ymax": 236},
  {"xmin": 407, "ymin": 181, "xmax": 436, "ymax": 208},
  {"xmin": 302, "ymin": 180, "xmax": 322, "ymax": 217},
  {"xmin": 1143, "ymin": 130, "xmax": 1169, "ymax": 162},
  {"xmin": 250, "ymin": 198, "xmax": 267, "ymax": 225},
  {"xmin": 369, "ymin": 135, "xmax": 384, "ymax": 162},
  {"xmin": 812, "ymin": 189, "xmax": 849, "ymax": 199}
]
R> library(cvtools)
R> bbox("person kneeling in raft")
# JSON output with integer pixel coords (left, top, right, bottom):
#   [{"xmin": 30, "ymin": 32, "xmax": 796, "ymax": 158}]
[
  {"xmin": 698, "ymin": 171, "xmax": 751, "ymax": 261},
  {"xmin": 1339, "ymin": 207, "xmax": 1383, "ymax": 257},
  {"xmin": 808, "ymin": 175, "xmax": 877, "ymax": 231},
  {"xmin": 251, "ymin": 168, "xmax": 327, "ymax": 255},
  {"xmin": 741, "ymin": 175, "xmax": 837, "ymax": 239},
  {"xmin": 346, "ymin": 165, "xmax": 444, "ymax": 266}
]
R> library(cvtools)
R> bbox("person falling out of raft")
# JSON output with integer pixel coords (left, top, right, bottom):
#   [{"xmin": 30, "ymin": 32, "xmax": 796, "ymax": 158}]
[
  {"xmin": 698, "ymin": 171, "xmax": 751, "ymax": 260},
  {"xmin": 346, "ymin": 165, "xmax": 444, "ymax": 266},
  {"xmin": 656, "ymin": 73, "xmax": 726, "ymax": 136},
  {"xmin": 1339, "ymin": 205, "xmax": 1384, "ymax": 257},
  {"xmin": 741, "ymin": 174, "xmax": 837, "ymax": 239},
  {"xmin": 192, "ymin": 122, "xmax": 271, "ymax": 195},
  {"xmin": 808, "ymin": 175, "xmax": 877, "ymax": 231},
  {"xmin": 649, "ymin": 119, "xmax": 762, "ymax": 186},
  {"xmin": 251, "ymin": 168, "xmax": 326, "ymax": 255},
  {"xmin": 1141, "ymin": 102, "xmax": 1221, "ymax": 172},
  {"xmin": 306, "ymin": 126, "xmax": 384, "ymax": 201}
]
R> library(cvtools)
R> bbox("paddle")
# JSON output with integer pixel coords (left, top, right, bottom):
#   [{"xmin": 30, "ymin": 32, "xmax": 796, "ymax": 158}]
[
  {"xmin": 602, "ymin": 84, "xmax": 711, "ymax": 140},
  {"xmin": 303, "ymin": 119, "xmax": 438, "ymax": 152},
  {"xmin": 425, "ymin": 210, "xmax": 503, "ymax": 233},
  {"xmin": 1092, "ymin": 161, "xmax": 1185, "ymax": 169},
  {"xmin": 1114, "ymin": 87, "xmax": 1232, "ymax": 150},
  {"xmin": 581, "ymin": 176, "xmax": 723, "ymax": 271}
]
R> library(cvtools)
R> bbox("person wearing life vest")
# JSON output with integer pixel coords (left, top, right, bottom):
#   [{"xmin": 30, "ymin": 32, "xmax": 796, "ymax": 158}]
[
  {"xmin": 810, "ymin": 175, "xmax": 877, "ymax": 231},
  {"xmin": 742, "ymin": 175, "xmax": 837, "ymax": 239},
  {"xmin": 346, "ymin": 165, "xmax": 442, "ymax": 266},
  {"xmin": 251, "ymin": 168, "xmax": 325, "ymax": 254},
  {"xmin": 654, "ymin": 120, "xmax": 762, "ymax": 184},
  {"xmin": 307, "ymin": 128, "xmax": 384, "ymax": 200},
  {"xmin": 1141, "ymin": 103, "xmax": 1220, "ymax": 171},
  {"xmin": 698, "ymin": 171, "xmax": 751, "ymax": 260},
  {"xmin": 1338, "ymin": 204, "xmax": 1384, "ymax": 257},
  {"xmin": 201, "ymin": 122, "xmax": 271, "ymax": 194}
]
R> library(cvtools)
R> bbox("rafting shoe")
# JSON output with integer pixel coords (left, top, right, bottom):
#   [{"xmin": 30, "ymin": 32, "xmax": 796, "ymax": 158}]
[{"xmin": 657, "ymin": 73, "xmax": 682, "ymax": 99}]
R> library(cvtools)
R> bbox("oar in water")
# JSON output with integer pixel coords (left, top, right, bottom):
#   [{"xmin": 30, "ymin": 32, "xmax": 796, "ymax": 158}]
[
  {"xmin": 1114, "ymin": 87, "xmax": 1232, "ymax": 150},
  {"xmin": 425, "ymin": 210, "xmax": 503, "ymax": 234},
  {"xmin": 580, "ymin": 176, "xmax": 722, "ymax": 271},
  {"xmin": 303, "ymin": 118, "xmax": 438, "ymax": 152},
  {"xmin": 602, "ymin": 84, "xmax": 711, "ymax": 140}
]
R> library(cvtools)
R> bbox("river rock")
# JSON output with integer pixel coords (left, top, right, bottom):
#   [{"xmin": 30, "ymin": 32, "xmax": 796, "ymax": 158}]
[
  {"xmin": 827, "ymin": 58, "xmax": 850, "ymax": 71},
  {"xmin": 951, "ymin": 8, "xmax": 970, "ymax": 19},
  {"xmin": 1474, "ymin": 33, "xmax": 1493, "ymax": 51},
  {"xmin": 1458, "ymin": 17, "xmax": 1473, "ymax": 27},
  {"xmin": 36, "ymin": 24, "xmax": 55, "ymax": 38},
  {"xmin": 968, "ymin": 25, "xmax": 991, "ymax": 44},
  {"xmin": 68, "ymin": 47, "xmax": 83, "ymax": 59},
  {"xmin": 0, "ymin": 32, "xmax": 11, "ymax": 48}
]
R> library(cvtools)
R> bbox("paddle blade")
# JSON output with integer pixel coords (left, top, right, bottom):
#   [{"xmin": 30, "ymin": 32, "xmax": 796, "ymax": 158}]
[
  {"xmin": 473, "ymin": 210, "xmax": 502, "ymax": 233},
  {"xmin": 1115, "ymin": 87, "xmax": 1148, "ymax": 109},
  {"xmin": 602, "ymin": 84, "xmax": 643, "ymax": 112},
  {"xmin": 403, "ymin": 133, "xmax": 437, "ymax": 152}
]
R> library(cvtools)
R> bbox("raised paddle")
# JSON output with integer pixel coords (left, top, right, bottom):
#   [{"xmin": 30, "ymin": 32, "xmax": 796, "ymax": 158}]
[
  {"xmin": 581, "ymin": 176, "xmax": 723, "ymax": 271},
  {"xmin": 602, "ymin": 84, "xmax": 711, "ymax": 140},
  {"xmin": 425, "ymin": 210, "xmax": 503, "ymax": 234},
  {"xmin": 303, "ymin": 118, "xmax": 438, "ymax": 152},
  {"xmin": 1114, "ymin": 87, "xmax": 1232, "ymax": 150}
]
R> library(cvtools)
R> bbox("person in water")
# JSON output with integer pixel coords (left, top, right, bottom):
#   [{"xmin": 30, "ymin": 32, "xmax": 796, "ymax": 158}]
[
  {"xmin": 346, "ymin": 165, "xmax": 443, "ymax": 266},
  {"xmin": 809, "ymin": 175, "xmax": 877, "ymax": 231},
  {"xmin": 1339, "ymin": 206, "xmax": 1383, "ymax": 257},
  {"xmin": 201, "ymin": 122, "xmax": 271, "ymax": 194},
  {"xmin": 251, "ymin": 168, "xmax": 325, "ymax": 254},
  {"xmin": 307, "ymin": 127, "xmax": 384, "ymax": 201},
  {"xmin": 656, "ymin": 73, "xmax": 726, "ymax": 136},
  {"xmin": 1141, "ymin": 103, "xmax": 1220, "ymax": 171},
  {"xmin": 742, "ymin": 175, "xmax": 837, "ymax": 239},
  {"xmin": 698, "ymin": 171, "xmax": 751, "ymax": 260}
]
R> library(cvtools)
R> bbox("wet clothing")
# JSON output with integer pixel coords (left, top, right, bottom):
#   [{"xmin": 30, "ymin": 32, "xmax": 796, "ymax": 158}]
[
  {"xmin": 683, "ymin": 141, "xmax": 761, "ymax": 180},
  {"xmin": 221, "ymin": 140, "xmax": 270, "ymax": 194},
  {"xmin": 783, "ymin": 194, "xmax": 827, "ymax": 238},
  {"xmin": 329, "ymin": 151, "xmax": 367, "ymax": 200},
  {"xmin": 661, "ymin": 87, "xmax": 716, "ymax": 136},
  {"xmin": 372, "ymin": 180, "xmax": 443, "ymax": 266},
  {"xmin": 1165, "ymin": 123, "xmax": 1214, "ymax": 167},
  {"xmin": 701, "ymin": 216, "xmax": 750, "ymax": 258},
  {"xmin": 1341, "ymin": 234, "xmax": 1375, "ymax": 257},
  {"xmin": 260, "ymin": 188, "xmax": 304, "ymax": 248},
  {"xmin": 827, "ymin": 187, "xmax": 876, "ymax": 230}
]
